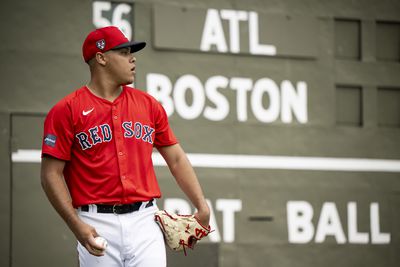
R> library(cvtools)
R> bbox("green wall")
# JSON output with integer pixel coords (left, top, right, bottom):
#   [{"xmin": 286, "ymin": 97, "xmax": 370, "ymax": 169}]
[{"xmin": 0, "ymin": 0, "xmax": 399, "ymax": 266}]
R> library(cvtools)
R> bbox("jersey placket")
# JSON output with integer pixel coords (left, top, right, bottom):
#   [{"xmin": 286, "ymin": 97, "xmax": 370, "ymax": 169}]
[{"xmin": 112, "ymin": 103, "xmax": 133, "ymax": 202}]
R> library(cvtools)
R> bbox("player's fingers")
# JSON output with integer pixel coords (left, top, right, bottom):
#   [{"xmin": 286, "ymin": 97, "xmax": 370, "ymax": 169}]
[
  {"xmin": 91, "ymin": 227, "xmax": 99, "ymax": 237},
  {"xmin": 85, "ymin": 243, "xmax": 105, "ymax": 257},
  {"xmin": 85, "ymin": 239, "xmax": 105, "ymax": 256},
  {"xmin": 88, "ymin": 235, "xmax": 106, "ymax": 252},
  {"xmin": 81, "ymin": 233, "xmax": 105, "ymax": 256}
]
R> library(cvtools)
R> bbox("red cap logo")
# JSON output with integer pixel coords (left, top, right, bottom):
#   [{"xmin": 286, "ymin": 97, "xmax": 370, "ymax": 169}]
[{"xmin": 96, "ymin": 39, "xmax": 106, "ymax": 50}]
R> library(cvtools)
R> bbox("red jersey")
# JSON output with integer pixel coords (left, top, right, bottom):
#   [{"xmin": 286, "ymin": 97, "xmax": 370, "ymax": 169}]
[{"xmin": 42, "ymin": 86, "xmax": 178, "ymax": 208}]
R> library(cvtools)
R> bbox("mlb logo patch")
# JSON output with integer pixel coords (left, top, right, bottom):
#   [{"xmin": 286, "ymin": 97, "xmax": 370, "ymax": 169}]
[
  {"xmin": 96, "ymin": 39, "xmax": 106, "ymax": 50},
  {"xmin": 44, "ymin": 134, "xmax": 57, "ymax": 147}
]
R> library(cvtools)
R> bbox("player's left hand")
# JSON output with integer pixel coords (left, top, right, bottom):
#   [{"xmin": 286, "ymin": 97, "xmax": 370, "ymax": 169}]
[
  {"xmin": 194, "ymin": 205, "xmax": 210, "ymax": 228},
  {"xmin": 155, "ymin": 210, "xmax": 212, "ymax": 255}
]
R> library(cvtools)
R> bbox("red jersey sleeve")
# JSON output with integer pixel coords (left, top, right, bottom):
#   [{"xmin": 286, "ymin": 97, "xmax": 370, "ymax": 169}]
[
  {"xmin": 153, "ymin": 100, "xmax": 178, "ymax": 147},
  {"xmin": 42, "ymin": 99, "xmax": 74, "ymax": 160}
]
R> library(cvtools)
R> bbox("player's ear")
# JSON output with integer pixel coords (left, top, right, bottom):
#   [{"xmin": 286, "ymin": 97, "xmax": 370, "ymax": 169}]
[{"xmin": 95, "ymin": 52, "xmax": 107, "ymax": 66}]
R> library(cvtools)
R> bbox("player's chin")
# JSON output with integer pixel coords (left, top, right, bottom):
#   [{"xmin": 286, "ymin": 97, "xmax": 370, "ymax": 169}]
[
  {"xmin": 123, "ymin": 76, "xmax": 134, "ymax": 85},
  {"xmin": 128, "ymin": 73, "xmax": 135, "ymax": 83}
]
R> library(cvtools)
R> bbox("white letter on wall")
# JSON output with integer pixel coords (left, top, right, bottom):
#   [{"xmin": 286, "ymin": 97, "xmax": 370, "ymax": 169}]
[
  {"xmin": 315, "ymin": 202, "xmax": 346, "ymax": 244},
  {"xmin": 204, "ymin": 76, "xmax": 230, "ymax": 121},
  {"xmin": 200, "ymin": 9, "xmax": 228, "ymax": 52},
  {"xmin": 248, "ymin": 12, "xmax": 276, "ymax": 55},
  {"xmin": 370, "ymin": 203, "xmax": 391, "ymax": 244},
  {"xmin": 220, "ymin": 9, "xmax": 248, "ymax": 53},
  {"xmin": 281, "ymin": 80, "xmax": 308, "ymax": 123},
  {"xmin": 173, "ymin": 75, "xmax": 205, "ymax": 120},
  {"xmin": 216, "ymin": 199, "xmax": 242, "ymax": 243},
  {"xmin": 251, "ymin": 78, "xmax": 280, "ymax": 123},
  {"xmin": 287, "ymin": 201, "xmax": 314, "ymax": 243},
  {"xmin": 230, "ymin": 77, "xmax": 253, "ymax": 122},
  {"xmin": 146, "ymin": 73, "xmax": 174, "ymax": 116},
  {"xmin": 347, "ymin": 202, "xmax": 369, "ymax": 244}
]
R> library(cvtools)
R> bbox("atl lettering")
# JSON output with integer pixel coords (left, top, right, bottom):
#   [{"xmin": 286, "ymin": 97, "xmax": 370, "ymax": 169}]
[{"xmin": 76, "ymin": 121, "xmax": 155, "ymax": 150}]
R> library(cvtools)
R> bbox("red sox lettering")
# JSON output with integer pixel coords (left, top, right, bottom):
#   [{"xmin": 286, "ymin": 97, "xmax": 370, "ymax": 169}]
[{"xmin": 75, "ymin": 121, "xmax": 155, "ymax": 150}]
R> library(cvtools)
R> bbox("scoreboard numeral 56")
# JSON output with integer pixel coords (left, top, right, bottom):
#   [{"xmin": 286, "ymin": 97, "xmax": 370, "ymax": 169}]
[{"xmin": 92, "ymin": 1, "xmax": 132, "ymax": 40}]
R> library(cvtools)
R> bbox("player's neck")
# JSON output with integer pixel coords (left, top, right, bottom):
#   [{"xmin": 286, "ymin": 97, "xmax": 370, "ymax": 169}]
[{"xmin": 86, "ymin": 80, "xmax": 123, "ymax": 102}]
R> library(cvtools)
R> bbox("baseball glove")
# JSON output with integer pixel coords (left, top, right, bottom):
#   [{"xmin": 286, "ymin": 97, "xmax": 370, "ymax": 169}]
[{"xmin": 154, "ymin": 210, "xmax": 212, "ymax": 255}]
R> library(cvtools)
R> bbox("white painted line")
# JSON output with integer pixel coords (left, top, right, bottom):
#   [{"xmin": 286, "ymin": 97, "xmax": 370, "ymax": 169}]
[
  {"xmin": 12, "ymin": 149, "xmax": 42, "ymax": 163},
  {"xmin": 11, "ymin": 149, "xmax": 400, "ymax": 172}
]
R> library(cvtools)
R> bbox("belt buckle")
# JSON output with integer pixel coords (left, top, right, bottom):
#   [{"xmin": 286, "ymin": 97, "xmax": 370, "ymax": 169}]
[{"xmin": 112, "ymin": 204, "xmax": 123, "ymax": 215}]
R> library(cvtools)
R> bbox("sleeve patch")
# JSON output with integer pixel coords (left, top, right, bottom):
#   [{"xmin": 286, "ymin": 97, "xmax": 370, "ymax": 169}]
[{"xmin": 44, "ymin": 134, "xmax": 57, "ymax": 147}]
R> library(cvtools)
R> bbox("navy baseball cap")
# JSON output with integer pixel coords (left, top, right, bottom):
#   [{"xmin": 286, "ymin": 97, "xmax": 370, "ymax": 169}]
[{"xmin": 82, "ymin": 26, "xmax": 146, "ymax": 62}]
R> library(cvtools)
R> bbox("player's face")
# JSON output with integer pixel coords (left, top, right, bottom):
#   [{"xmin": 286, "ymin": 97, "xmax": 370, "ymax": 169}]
[{"xmin": 106, "ymin": 47, "xmax": 136, "ymax": 85}]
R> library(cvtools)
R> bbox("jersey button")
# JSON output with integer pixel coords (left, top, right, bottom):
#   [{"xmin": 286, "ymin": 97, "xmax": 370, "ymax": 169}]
[
  {"xmin": 114, "ymin": 115, "xmax": 118, "ymax": 120},
  {"xmin": 118, "ymin": 152, "xmax": 123, "ymax": 156},
  {"xmin": 121, "ymin": 176, "xmax": 126, "ymax": 179},
  {"xmin": 112, "ymin": 106, "xmax": 117, "ymax": 110}
]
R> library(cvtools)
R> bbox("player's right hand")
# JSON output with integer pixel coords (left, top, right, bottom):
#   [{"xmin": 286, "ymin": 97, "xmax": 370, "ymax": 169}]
[{"xmin": 73, "ymin": 221, "xmax": 106, "ymax": 257}]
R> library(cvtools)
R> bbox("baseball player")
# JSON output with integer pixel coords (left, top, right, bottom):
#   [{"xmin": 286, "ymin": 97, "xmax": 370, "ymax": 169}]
[{"xmin": 40, "ymin": 26, "xmax": 210, "ymax": 267}]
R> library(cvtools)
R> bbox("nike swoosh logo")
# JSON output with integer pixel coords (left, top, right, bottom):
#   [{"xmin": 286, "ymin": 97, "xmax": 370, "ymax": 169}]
[{"xmin": 82, "ymin": 108, "xmax": 94, "ymax": 116}]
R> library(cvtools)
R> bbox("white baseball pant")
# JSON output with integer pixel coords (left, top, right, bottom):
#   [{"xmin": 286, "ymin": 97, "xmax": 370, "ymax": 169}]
[{"xmin": 77, "ymin": 203, "xmax": 166, "ymax": 267}]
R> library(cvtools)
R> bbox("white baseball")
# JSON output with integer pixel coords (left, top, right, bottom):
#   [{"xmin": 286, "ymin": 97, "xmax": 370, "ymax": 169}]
[{"xmin": 94, "ymin": 236, "xmax": 108, "ymax": 250}]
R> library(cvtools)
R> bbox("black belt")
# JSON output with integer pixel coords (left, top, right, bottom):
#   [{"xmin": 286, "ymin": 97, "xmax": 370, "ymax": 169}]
[{"xmin": 80, "ymin": 200, "xmax": 153, "ymax": 214}]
